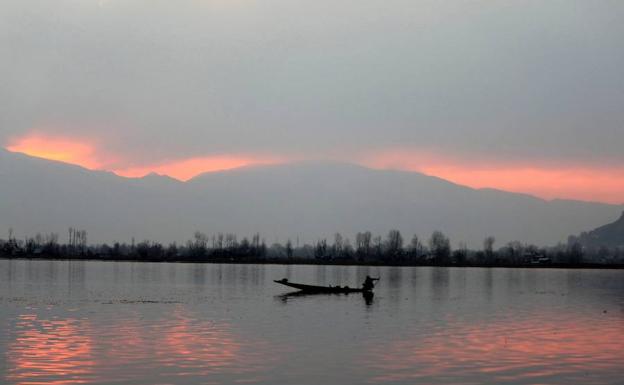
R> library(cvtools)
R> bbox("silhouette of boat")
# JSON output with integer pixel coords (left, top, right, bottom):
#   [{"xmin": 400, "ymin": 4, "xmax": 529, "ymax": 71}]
[{"xmin": 274, "ymin": 278, "xmax": 370, "ymax": 293}]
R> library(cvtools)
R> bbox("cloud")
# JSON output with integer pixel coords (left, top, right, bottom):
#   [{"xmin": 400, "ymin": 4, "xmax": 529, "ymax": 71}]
[
  {"xmin": 6, "ymin": 132, "xmax": 113, "ymax": 170},
  {"xmin": 7, "ymin": 131, "xmax": 623, "ymax": 203},
  {"xmin": 1, "ymin": 1, "xmax": 623, "ymax": 201},
  {"xmin": 6, "ymin": 131, "xmax": 282, "ymax": 180},
  {"xmin": 114, "ymin": 154, "xmax": 283, "ymax": 181},
  {"xmin": 360, "ymin": 147, "xmax": 624, "ymax": 204}
]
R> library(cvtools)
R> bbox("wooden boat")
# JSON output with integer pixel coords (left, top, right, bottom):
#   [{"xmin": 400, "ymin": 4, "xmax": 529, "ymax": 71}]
[{"xmin": 274, "ymin": 278, "xmax": 370, "ymax": 293}]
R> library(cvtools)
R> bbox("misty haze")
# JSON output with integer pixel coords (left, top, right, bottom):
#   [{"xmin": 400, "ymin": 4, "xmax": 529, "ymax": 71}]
[{"xmin": 1, "ymin": 1, "xmax": 623, "ymax": 385}]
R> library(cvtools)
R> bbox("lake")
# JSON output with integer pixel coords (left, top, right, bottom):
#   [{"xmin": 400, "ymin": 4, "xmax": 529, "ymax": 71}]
[{"xmin": 1, "ymin": 260, "xmax": 623, "ymax": 385}]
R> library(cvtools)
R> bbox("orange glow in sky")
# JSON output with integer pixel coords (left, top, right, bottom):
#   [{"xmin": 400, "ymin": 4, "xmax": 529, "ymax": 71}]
[
  {"xmin": 6, "ymin": 133, "xmax": 281, "ymax": 181},
  {"xmin": 115, "ymin": 155, "xmax": 281, "ymax": 181},
  {"xmin": 362, "ymin": 149, "xmax": 624, "ymax": 204},
  {"xmin": 6, "ymin": 133, "xmax": 105, "ymax": 170},
  {"xmin": 5, "ymin": 133, "xmax": 624, "ymax": 203}
]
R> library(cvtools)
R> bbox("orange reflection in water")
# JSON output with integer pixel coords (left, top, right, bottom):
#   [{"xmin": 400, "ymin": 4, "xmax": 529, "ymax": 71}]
[
  {"xmin": 156, "ymin": 309, "xmax": 267, "ymax": 377},
  {"xmin": 366, "ymin": 314, "xmax": 624, "ymax": 384},
  {"xmin": 6, "ymin": 314, "xmax": 95, "ymax": 385},
  {"xmin": 5, "ymin": 309, "xmax": 277, "ymax": 384}
]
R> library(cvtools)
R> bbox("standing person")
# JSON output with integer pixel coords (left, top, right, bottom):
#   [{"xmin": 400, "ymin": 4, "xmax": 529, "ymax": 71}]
[{"xmin": 362, "ymin": 275, "xmax": 380, "ymax": 291}]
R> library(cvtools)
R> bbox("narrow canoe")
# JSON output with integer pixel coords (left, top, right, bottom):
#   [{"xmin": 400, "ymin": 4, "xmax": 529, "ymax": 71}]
[{"xmin": 274, "ymin": 278, "xmax": 369, "ymax": 293}]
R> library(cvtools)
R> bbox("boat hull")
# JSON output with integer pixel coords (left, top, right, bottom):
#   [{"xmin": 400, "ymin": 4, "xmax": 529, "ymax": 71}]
[{"xmin": 274, "ymin": 279, "xmax": 369, "ymax": 293}]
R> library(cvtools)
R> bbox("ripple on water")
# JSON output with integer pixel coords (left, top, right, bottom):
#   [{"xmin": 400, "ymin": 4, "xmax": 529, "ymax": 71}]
[
  {"xmin": 364, "ymin": 311, "xmax": 624, "ymax": 385},
  {"xmin": 2, "ymin": 261, "xmax": 623, "ymax": 385},
  {"xmin": 5, "ymin": 309, "xmax": 283, "ymax": 385}
]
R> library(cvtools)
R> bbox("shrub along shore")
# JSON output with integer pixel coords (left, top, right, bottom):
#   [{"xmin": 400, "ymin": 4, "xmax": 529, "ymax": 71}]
[{"xmin": 2, "ymin": 228, "xmax": 623, "ymax": 268}]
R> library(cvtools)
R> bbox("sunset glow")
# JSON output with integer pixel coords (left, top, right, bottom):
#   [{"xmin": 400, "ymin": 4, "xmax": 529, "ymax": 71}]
[
  {"xmin": 3, "ymin": 1, "xmax": 624, "ymax": 385},
  {"xmin": 6, "ymin": 134, "xmax": 105, "ymax": 170},
  {"xmin": 5, "ymin": 133, "xmax": 283, "ymax": 181},
  {"xmin": 5, "ymin": 133, "xmax": 624, "ymax": 203},
  {"xmin": 362, "ymin": 149, "xmax": 624, "ymax": 204},
  {"xmin": 115, "ymin": 155, "xmax": 282, "ymax": 181}
]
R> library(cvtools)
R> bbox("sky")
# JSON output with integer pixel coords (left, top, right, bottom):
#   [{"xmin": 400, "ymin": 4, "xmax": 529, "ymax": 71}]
[{"xmin": 1, "ymin": 0, "xmax": 623, "ymax": 204}]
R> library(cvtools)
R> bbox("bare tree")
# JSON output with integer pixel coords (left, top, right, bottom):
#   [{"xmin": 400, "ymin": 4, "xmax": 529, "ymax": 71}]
[
  {"xmin": 429, "ymin": 230, "xmax": 451, "ymax": 263},
  {"xmin": 373, "ymin": 235, "xmax": 383, "ymax": 258},
  {"xmin": 225, "ymin": 233, "xmax": 237, "ymax": 249},
  {"xmin": 216, "ymin": 233, "xmax": 224, "ymax": 250},
  {"xmin": 314, "ymin": 239, "xmax": 328, "ymax": 259},
  {"xmin": 567, "ymin": 241, "xmax": 583, "ymax": 264},
  {"xmin": 285, "ymin": 239, "xmax": 293, "ymax": 258},
  {"xmin": 385, "ymin": 229, "xmax": 403, "ymax": 259},
  {"xmin": 78, "ymin": 230, "xmax": 87, "ymax": 254},
  {"xmin": 192, "ymin": 231, "xmax": 208, "ymax": 257},
  {"xmin": 454, "ymin": 241, "xmax": 468, "ymax": 264},
  {"xmin": 484, "ymin": 236, "xmax": 495, "ymax": 262},
  {"xmin": 409, "ymin": 234, "xmax": 423, "ymax": 259},
  {"xmin": 333, "ymin": 232, "xmax": 343, "ymax": 257},
  {"xmin": 355, "ymin": 231, "xmax": 372, "ymax": 259}
]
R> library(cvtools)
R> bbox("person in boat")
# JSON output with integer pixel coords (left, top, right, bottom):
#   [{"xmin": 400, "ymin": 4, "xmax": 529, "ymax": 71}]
[{"xmin": 362, "ymin": 275, "xmax": 380, "ymax": 291}]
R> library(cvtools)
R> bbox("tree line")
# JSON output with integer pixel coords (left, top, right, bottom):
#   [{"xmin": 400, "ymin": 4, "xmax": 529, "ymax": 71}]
[{"xmin": 1, "ymin": 227, "xmax": 623, "ymax": 266}]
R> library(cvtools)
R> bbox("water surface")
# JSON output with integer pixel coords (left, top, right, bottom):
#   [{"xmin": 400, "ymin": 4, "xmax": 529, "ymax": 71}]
[{"xmin": 1, "ymin": 260, "xmax": 623, "ymax": 384}]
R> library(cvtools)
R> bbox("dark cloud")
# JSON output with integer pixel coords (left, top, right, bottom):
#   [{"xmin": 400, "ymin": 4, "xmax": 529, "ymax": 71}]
[{"xmin": 1, "ymin": 0, "xmax": 623, "ymax": 165}]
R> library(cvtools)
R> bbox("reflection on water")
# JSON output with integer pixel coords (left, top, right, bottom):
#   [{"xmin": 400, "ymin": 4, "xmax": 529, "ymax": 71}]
[
  {"xmin": 7, "ymin": 315, "xmax": 95, "ymax": 385},
  {"xmin": 276, "ymin": 291, "xmax": 375, "ymax": 306},
  {"xmin": 155, "ymin": 309, "xmax": 276, "ymax": 382},
  {"xmin": 366, "ymin": 312, "xmax": 624, "ymax": 384},
  {"xmin": 1, "ymin": 261, "xmax": 623, "ymax": 385},
  {"xmin": 4, "ymin": 308, "xmax": 279, "ymax": 384}
]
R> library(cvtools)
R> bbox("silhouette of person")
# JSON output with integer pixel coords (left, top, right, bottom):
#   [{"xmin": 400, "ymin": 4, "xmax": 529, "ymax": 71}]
[{"xmin": 362, "ymin": 275, "xmax": 379, "ymax": 291}]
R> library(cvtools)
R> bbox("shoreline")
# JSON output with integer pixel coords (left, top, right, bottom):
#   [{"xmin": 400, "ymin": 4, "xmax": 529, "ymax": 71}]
[{"xmin": 2, "ymin": 256, "xmax": 623, "ymax": 270}]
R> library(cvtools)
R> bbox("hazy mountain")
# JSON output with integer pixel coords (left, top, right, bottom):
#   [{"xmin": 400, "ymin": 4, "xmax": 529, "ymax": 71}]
[
  {"xmin": 1, "ymin": 149, "xmax": 622, "ymax": 248},
  {"xmin": 571, "ymin": 212, "xmax": 624, "ymax": 248}
]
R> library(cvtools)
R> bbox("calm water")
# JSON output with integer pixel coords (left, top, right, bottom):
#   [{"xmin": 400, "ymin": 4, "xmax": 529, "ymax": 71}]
[{"xmin": 1, "ymin": 260, "xmax": 623, "ymax": 385}]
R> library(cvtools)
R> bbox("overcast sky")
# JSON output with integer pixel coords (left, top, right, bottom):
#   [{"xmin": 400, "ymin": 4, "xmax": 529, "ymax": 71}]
[{"xmin": 1, "ymin": 0, "xmax": 624, "ymax": 202}]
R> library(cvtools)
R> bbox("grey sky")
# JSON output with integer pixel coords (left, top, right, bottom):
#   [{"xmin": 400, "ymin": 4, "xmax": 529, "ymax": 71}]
[{"xmin": 1, "ymin": 0, "xmax": 623, "ymax": 167}]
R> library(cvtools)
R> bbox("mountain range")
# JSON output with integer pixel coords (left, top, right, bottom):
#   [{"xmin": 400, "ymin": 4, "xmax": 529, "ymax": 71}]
[
  {"xmin": 1, "ymin": 148, "xmax": 622, "ymax": 248},
  {"xmin": 571, "ymin": 211, "xmax": 624, "ymax": 248}
]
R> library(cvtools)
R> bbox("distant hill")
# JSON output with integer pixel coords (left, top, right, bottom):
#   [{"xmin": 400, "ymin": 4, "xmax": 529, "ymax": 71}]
[
  {"xmin": 1, "ymin": 148, "xmax": 622, "ymax": 247},
  {"xmin": 570, "ymin": 211, "xmax": 624, "ymax": 248}
]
